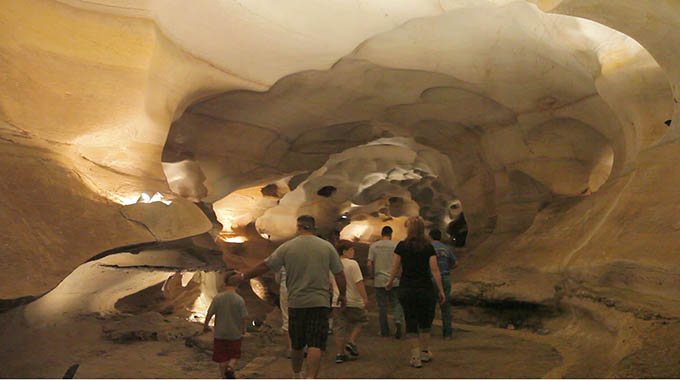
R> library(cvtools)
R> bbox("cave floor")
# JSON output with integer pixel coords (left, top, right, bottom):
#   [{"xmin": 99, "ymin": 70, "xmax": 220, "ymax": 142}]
[
  {"xmin": 248, "ymin": 323, "xmax": 563, "ymax": 379},
  {"xmin": 0, "ymin": 306, "xmax": 565, "ymax": 379}
]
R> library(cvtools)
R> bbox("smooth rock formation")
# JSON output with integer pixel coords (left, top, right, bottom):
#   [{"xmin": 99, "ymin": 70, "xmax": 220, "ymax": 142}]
[{"xmin": 2, "ymin": 0, "xmax": 680, "ymax": 377}]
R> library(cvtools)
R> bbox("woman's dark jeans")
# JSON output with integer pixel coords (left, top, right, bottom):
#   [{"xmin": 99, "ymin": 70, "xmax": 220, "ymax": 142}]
[
  {"xmin": 398, "ymin": 286, "xmax": 436, "ymax": 337},
  {"xmin": 440, "ymin": 276, "xmax": 452, "ymax": 337}
]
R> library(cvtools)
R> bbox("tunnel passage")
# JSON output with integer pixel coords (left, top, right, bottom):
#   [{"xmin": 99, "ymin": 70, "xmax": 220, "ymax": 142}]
[{"xmin": 2, "ymin": 0, "xmax": 680, "ymax": 377}]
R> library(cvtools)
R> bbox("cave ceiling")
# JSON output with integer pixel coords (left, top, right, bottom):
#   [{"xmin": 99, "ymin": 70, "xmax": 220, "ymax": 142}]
[{"xmin": 1, "ymin": 0, "xmax": 679, "ymax": 316}]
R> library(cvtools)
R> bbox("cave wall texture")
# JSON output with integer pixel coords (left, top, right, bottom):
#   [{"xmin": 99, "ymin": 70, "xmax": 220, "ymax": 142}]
[{"xmin": 1, "ymin": 0, "xmax": 680, "ymax": 376}]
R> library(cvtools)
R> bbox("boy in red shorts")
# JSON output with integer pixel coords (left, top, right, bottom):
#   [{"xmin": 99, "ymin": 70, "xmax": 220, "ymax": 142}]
[{"xmin": 204, "ymin": 271, "xmax": 249, "ymax": 379}]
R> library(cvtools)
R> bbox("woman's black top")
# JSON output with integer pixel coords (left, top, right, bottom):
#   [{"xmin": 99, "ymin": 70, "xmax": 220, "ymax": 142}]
[{"xmin": 395, "ymin": 239, "xmax": 435, "ymax": 289}]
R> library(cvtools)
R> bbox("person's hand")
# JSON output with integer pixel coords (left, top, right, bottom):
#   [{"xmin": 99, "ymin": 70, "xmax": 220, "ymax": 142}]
[
  {"xmin": 385, "ymin": 280, "xmax": 393, "ymax": 291},
  {"xmin": 363, "ymin": 299, "xmax": 370, "ymax": 311},
  {"xmin": 338, "ymin": 294, "xmax": 347, "ymax": 310},
  {"xmin": 438, "ymin": 290, "xmax": 446, "ymax": 305}
]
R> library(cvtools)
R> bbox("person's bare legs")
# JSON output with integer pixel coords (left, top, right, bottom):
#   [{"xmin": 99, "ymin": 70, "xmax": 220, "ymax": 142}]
[
  {"xmin": 285, "ymin": 333, "xmax": 292, "ymax": 356},
  {"xmin": 291, "ymin": 348, "xmax": 305, "ymax": 375},
  {"xmin": 407, "ymin": 336, "xmax": 419, "ymax": 352},
  {"xmin": 305, "ymin": 347, "xmax": 322, "ymax": 378},
  {"xmin": 335, "ymin": 330, "xmax": 345, "ymax": 356},
  {"xmin": 419, "ymin": 331, "xmax": 430, "ymax": 352},
  {"xmin": 218, "ymin": 362, "xmax": 228, "ymax": 378},
  {"xmin": 218, "ymin": 359, "xmax": 238, "ymax": 378},
  {"xmin": 349, "ymin": 326, "xmax": 361, "ymax": 344}
]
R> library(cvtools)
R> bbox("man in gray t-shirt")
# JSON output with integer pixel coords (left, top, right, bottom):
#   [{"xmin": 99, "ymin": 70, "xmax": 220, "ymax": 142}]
[
  {"xmin": 232, "ymin": 215, "xmax": 347, "ymax": 379},
  {"xmin": 367, "ymin": 226, "xmax": 404, "ymax": 338},
  {"xmin": 264, "ymin": 234, "xmax": 343, "ymax": 308}
]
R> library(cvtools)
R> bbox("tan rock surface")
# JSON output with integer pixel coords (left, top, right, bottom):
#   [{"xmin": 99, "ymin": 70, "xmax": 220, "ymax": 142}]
[{"xmin": 1, "ymin": 0, "xmax": 680, "ymax": 376}]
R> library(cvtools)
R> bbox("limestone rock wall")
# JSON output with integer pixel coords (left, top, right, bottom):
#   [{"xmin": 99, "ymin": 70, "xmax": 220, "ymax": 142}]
[{"xmin": 1, "ymin": 2, "xmax": 680, "ymax": 374}]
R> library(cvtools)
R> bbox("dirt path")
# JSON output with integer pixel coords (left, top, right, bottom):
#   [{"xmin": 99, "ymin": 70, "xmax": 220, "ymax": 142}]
[
  {"xmin": 244, "ymin": 315, "xmax": 563, "ymax": 379},
  {"xmin": 0, "ymin": 305, "xmax": 565, "ymax": 379}
]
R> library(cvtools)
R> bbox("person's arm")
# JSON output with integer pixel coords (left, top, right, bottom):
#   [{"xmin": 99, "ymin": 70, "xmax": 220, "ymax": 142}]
[
  {"xmin": 356, "ymin": 279, "xmax": 369, "ymax": 309},
  {"xmin": 385, "ymin": 253, "xmax": 401, "ymax": 290},
  {"xmin": 329, "ymin": 244, "xmax": 347, "ymax": 307},
  {"xmin": 429, "ymin": 255, "xmax": 445, "ymax": 304},
  {"xmin": 367, "ymin": 246, "xmax": 375, "ymax": 278},
  {"xmin": 333, "ymin": 271, "xmax": 347, "ymax": 308},
  {"xmin": 242, "ymin": 261, "xmax": 271, "ymax": 282},
  {"xmin": 230, "ymin": 261, "xmax": 273, "ymax": 286},
  {"xmin": 234, "ymin": 243, "xmax": 286, "ymax": 285}
]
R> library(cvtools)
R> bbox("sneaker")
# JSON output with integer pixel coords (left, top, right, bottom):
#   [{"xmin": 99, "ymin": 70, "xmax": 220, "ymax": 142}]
[
  {"xmin": 328, "ymin": 328, "xmax": 334, "ymax": 335},
  {"xmin": 224, "ymin": 367, "xmax": 235, "ymax": 379},
  {"xmin": 409, "ymin": 354, "xmax": 422, "ymax": 368},
  {"xmin": 421, "ymin": 350, "xmax": 432, "ymax": 363},
  {"xmin": 335, "ymin": 354, "xmax": 356, "ymax": 363},
  {"xmin": 293, "ymin": 372, "xmax": 303, "ymax": 379},
  {"xmin": 344, "ymin": 342, "xmax": 359, "ymax": 356},
  {"xmin": 395, "ymin": 323, "xmax": 402, "ymax": 340}
]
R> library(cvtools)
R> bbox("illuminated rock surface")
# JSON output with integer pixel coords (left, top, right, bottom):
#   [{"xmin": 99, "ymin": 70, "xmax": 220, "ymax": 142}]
[{"xmin": 1, "ymin": 0, "xmax": 680, "ymax": 377}]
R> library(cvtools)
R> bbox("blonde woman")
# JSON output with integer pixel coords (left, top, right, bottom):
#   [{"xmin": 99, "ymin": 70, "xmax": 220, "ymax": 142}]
[{"xmin": 386, "ymin": 216, "xmax": 445, "ymax": 368}]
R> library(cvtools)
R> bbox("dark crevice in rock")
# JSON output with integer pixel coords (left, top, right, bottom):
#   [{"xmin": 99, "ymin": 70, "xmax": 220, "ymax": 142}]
[
  {"xmin": 260, "ymin": 183, "xmax": 280, "ymax": 197},
  {"xmin": 287, "ymin": 173, "xmax": 310, "ymax": 191},
  {"xmin": 84, "ymin": 236, "xmax": 223, "ymax": 265},
  {"xmin": 100, "ymin": 264, "xmax": 201, "ymax": 272},
  {"xmin": 447, "ymin": 212, "xmax": 468, "ymax": 247},
  {"xmin": 85, "ymin": 241, "xmax": 173, "ymax": 263},
  {"xmin": 119, "ymin": 208, "xmax": 159, "ymax": 241},
  {"xmin": 0, "ymin": 294, "xmax": 42, "ymax": 314},
  {"xmin": 451, "ymin": 298, "xmax": 562, "ymax": 334},
  {"xmin": 317, "ymin": 185, "xmax": 337, "ymax": 197}
]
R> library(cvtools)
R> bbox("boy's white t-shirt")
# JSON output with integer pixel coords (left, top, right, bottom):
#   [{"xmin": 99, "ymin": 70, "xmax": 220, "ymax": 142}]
[{"xmin": 331, "ymin": 258, "xmax": 365, "ymax": 308}]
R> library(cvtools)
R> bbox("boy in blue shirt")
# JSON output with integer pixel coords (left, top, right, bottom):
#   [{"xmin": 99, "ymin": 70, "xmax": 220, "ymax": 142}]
[{"xmin": 429, "ymin": 229, "xmax": 457, "ymax": 339}]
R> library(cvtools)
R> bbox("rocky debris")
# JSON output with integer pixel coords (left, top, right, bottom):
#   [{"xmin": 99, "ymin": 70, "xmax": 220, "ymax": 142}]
[
  {"xmin": 449, "ymin": 284, "xmax": 562, "ymax": 334},
  {"xmin": 102, "ymin": 312, "xmax": 202, "ymax": 343},
  {"xmin": 184, "ymin": 332, "xmax": 213, "ymax": 353},
  {"xmin": 238, "ymin": 355, "xmax": 277, "ymax": 378}
]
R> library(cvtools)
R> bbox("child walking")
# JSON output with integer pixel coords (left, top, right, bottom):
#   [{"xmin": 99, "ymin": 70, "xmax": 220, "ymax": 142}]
[
  {"xmin": 333, "ymin": 240, "xmax": 369, "ymax": 363},
  {"xmin": 204, "ymin": 271, "xmax": 249, "ymax": 379}
]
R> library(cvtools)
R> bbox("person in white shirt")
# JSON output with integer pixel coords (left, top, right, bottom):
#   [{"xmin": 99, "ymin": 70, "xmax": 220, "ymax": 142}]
[
  {"xmin": 368, "ymin": 226, "xmax": 404, "ymax": 338},
  {"xmin": 332, "ymin": 240, "xmax": 369, "ymax": 363},
  {"xmin": 276, "ymin": 267, "xmax": 292, "ymax": 357}
]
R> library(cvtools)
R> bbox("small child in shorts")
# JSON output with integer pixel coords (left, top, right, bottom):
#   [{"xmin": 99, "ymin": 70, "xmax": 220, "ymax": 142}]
[
  {"xmin": 333, "ymin": 240, "xmax": 370, "ymax": 363},
  {"xmin": 204, "ymin": 271, "xmax": 248, "ymax": 379}
]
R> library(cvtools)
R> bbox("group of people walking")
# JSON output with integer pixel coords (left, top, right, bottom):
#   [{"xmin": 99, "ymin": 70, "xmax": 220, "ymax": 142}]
[{"xmin": 203, "ymin": 214, "xmax": 457, "ymax": 378}]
